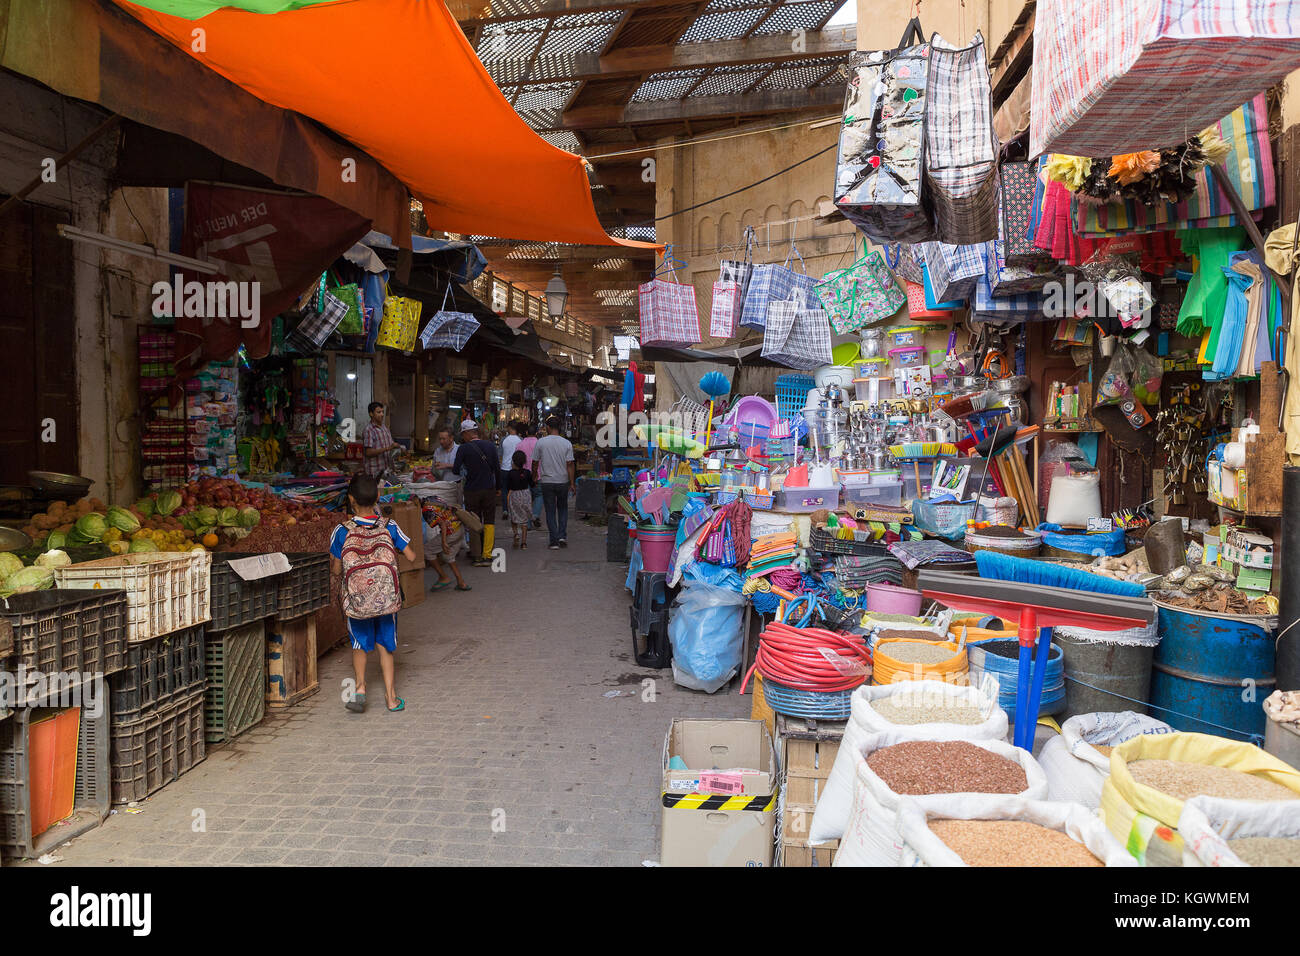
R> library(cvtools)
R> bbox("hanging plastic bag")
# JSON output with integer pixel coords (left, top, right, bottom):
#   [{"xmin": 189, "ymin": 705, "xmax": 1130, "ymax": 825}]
[{"xmin": 667, "ymin": 577, "xmax": 747, "ymax": 694}]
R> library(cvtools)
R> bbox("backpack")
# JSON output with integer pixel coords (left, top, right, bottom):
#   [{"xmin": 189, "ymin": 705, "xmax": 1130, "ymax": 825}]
[{"xmin": 340, "ymin": 517, "xmax": 402, "ymax": 618}]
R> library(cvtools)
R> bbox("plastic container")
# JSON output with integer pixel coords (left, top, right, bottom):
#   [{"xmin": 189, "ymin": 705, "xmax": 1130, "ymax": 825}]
[
  {"xmin": 866, "ymin": 583, "xmax": 923, "ymax": 615},
  {"xmin": 887, "ymin": 326, "xmax": 923, "ymax": 348},
  {"xmin": 0, "ymin": 589, "xmax": 129, "ymax": 681},
  {"xmin": 636, "ymin": 524, "xmax": 678, "ymax": 574},
  {"xmin": 843, "ymin": 480, "xmax": 904, "ymax": 509},
  {"xmin": 774, "ymin": 374, "xmax": 816, "ymax": 422},
  {"xmin": 208, "ymin": 556, "xmax": 282, "ymax": 632},
  {"xmin": 967, "ymin": 638, "xmax": 1066, "ymax": 723},
  {"xmin": 276, "ymin": 553, "xmax": 332, "ymax": 619},
  {"xmin": 110, "ymin": 687, "xmax": 206, "ymax": 805},
  {"xmin": 775, "ymin": 487, "xmax": 840, "ymax": 513},
  {"xmin": 853, "ymin": 378, "xmax": 884, "ymax": 403},
  {"xmin": 205, "ymin": 620, "xmax": 266, "ymax": 743},
  {"xmin": 889, "ymin": 345, "xmax": 927, "ymax": 367},
  {"xmin": 54, "ymin": 550, "xmax": 212, "ymax": 644},
  {"xmin": 854, "ymin": 356, "xmax": 890, "ymax": 378},
  {"xmin": 808, "ymin": 525, "xmax": 891, "ymax": 557},
  {"xmin": 107, "ymin": 624, "xmax": 206, "ymax": 722},
  {"xmin": 928, "ymin": 347, "xmax": 947, "ymax": 368}
]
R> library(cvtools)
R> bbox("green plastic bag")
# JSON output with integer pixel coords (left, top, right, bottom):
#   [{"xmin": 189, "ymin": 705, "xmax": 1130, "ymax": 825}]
[{"xmin": 328, "ymin": 273, "xmax": 365, "ymax": 335}]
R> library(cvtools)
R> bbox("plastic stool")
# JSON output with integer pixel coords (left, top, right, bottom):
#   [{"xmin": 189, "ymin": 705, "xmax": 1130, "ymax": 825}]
[{"xmin": 632, "ymin": 616, "xmax": 672, "ymax": 669}]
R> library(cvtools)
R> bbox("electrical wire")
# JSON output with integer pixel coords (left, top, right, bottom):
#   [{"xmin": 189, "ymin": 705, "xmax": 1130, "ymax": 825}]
[{"xmin": 581, "ymin": 114, "xmax": 842, "ymax": 162}]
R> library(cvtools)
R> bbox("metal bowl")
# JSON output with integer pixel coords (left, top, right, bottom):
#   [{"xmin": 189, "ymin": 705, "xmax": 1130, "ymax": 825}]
[
  {"xmin": 993, "ymin": 375, "xmax": 1031, "ymax": 394},
  {"xmin": 28, "ymin": 471, "xmax": 93, "ymax": 499},
  {"xmin": 951, "ymin": 375, "xmax": 983, "ymax": 390},
  {"xmin": 0, "ymin": 526, "xmax": 32, "ymax": 552}
]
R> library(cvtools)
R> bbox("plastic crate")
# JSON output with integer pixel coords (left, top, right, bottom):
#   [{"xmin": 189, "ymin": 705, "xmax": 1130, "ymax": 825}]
[
  {"xmin": 205, "ymin": 621, "xmax": 266, "ymax": 743},
  {"xmin": 0, "ymin": 688, "xmax": 110, "ymax": 863},
  {"xmin": 54, "ymin": 550, "xmax": 212, "ymax": 644},
  {"xmin": 207, "ymin": 557, "xmax": 282, "ymax": 631},
  {"xmin": 843, "ymin": 480, "xmax": 904, "ymax": 509},
  {"xmin": 809, "ymin": 525, "xmax": 893, "ymax": 558},
  {"xmin": 774, "ymin": 374, "xmax": 815, "ymax": 422},
  {"xmin": 774, "ymin": 486, "xmax": 839, "ymax": 513},
  {"xmin": 107, "ymin": 624, "xmax": 206, "ymax": 722},
  {"xmin": 0, "ymin": 589, "xmax": 128, "ymax": 685},
  {"xmin": 276, "ymin": 553, "xmax": 331, "ymax": 619},
  {"xmin": 110, "ymin": 687, "xmax": 206, "ymax": 805}
]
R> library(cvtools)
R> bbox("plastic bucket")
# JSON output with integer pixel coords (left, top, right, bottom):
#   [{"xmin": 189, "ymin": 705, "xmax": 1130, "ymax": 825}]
[
  {"xmin": 636, "ymin": 525, "xmax": 677, "ymax": 574},
  {"xmin": 866, "ymin": 583, "xmax": 922, "ymax": 616}
]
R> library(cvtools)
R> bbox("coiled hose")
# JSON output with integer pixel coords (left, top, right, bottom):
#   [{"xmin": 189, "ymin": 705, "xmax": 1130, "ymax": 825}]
[{"xmin": 739, "ymin": 611, "xmax": 872, "ymax": 694}]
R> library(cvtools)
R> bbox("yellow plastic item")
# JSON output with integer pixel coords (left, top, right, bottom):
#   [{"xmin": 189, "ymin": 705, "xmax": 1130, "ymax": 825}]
[
  {"xmin": 1100, "ymin": 731, "xmax": 1300, "ymax": 864},
  {"xmin": 481, "ymin": 524, "xmax": 495, "ymax": 561},
  {"xmin": 1037, "ymin": 715, "xmax": 1063, "ymax": 735},
  {"xmin": 872, "ymin": 638, "xmax": 968, "ymax": 686},
  {"xmin": 832, "ymin": 341, "xmax": 861, "ymax": 367}
]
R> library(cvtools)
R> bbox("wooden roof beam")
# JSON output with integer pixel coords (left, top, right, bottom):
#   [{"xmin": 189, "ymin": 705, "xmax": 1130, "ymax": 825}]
[{"xmin": 563, "ymin": 86, "xmax": 843, "ymax": 128}]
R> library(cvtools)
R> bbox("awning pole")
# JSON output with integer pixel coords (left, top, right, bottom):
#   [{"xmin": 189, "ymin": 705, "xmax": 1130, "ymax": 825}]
[{"xmin": 0, "ymin": 114, "xmax": 122, "ymax": 219}]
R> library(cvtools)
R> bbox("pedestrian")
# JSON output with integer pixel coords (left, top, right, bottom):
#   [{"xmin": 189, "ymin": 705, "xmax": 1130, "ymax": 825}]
[
  {"xmin": 332, "ymin": 474, "xmax": 415, "ymax": 714},
  {"xmin": 532, "ymin": 415, "xmax": 575, "ymax": 550},
  {"xmin": 517, "ymin": 423, "xmax": 543, "ymax": 529},
  {"xmin": 423, "ymin": 501, "xmax": 471, "ymax": 593},
  {"xmin": 504, "ymin": 449, "xmax": 536, "ymax": 550},
  {"xmin": 452, "ymin": 419, "xmax": 500, "ymax": 567},
  {"xmin": 432, "ymin": 427, "xmax": 459, "ymax": 482},
  {"xmin": 362, "ymin": 401, "xmax": 403, "ymax": 479},
  {"xmin": 499, "ymin": 421, "xmax": 524, "ymax": 519}
]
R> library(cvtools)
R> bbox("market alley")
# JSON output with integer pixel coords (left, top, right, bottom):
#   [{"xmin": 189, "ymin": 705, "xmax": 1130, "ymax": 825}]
[{"xmin": 28, "ymin": 520, "xmax": 747, "ymax": 867}]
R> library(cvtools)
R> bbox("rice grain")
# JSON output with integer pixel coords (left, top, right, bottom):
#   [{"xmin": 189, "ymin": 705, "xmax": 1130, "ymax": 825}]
[
  {"xmin": 870, "ymin": 697, "xmax": 983, "ymax": 726},
  {"xmin": 1127, "ymin": 759, "xmax": 1300, "ymax": 802},
  {"xmin": 1228, "ymin": 837, "xmax": 1300, "ymax": 867},
  {"xmin": 879, "ymin": 641, "xmax": 958, "ymax": 665}
]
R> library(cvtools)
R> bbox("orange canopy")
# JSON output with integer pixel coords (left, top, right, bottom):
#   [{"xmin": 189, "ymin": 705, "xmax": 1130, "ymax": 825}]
[{"xmin": 116, "ymin": 0, "xmax": 656, "ymax": 248}]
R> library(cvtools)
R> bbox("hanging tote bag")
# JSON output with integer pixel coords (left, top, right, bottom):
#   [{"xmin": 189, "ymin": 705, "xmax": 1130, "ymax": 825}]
[
  {"xmin": 638, "ymin": 253, "xmax": 701, "ymax": 348},
  {"xmin": 287, "ymin": 276, "xmax": 347, "ymax": 352},
  {"xmin": 834, "ymin": 18, "xmax": 936, "ymax": 244},
  {"xmin": 1030, "ymin": 0, "xmax": 1300, "ymax": 157},
  {"xmin": 924, "ymin": 32, "xmax": 1000, "ymax": 244},
  {"xmin": 739, "ymin": 241, "xmax": 819, "ymax": 331},
  {"xmin": 710, "ymin": 281, "xmax": 741, "ymax": 339},
  {"xmin": 1000, "ymin": 158, "xmax": 1054, "ymax": 267},
  {"xmin": 375, "ymin": 283, "xmax": 423, "ymax": 351},
  {"xmin": 419, "ymin": 285, "xmax": 479, "ymax": 352},
  {"xmin": 328, "ymin": 271, "xmax": 366, "ymax": 335},
  {"xmin": 887, "ymin": 243, "xmax": 926, "ymax": 285},
  {"xmin": 918, "ymin": 240, "xmax": 987, "ymax": 303},
  {"xmin": 813, "ymin": 239, "xmax": 906, "ymax": 334},
  {"xmin": 761, "ymin": 293, "xmax": 833, "ymax": 371}
]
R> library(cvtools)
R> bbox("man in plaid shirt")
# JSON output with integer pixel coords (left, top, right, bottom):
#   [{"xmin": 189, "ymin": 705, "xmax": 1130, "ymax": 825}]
[{"xmin": 362, "ymin": 401, "xmax": 403, "ymax": 478}]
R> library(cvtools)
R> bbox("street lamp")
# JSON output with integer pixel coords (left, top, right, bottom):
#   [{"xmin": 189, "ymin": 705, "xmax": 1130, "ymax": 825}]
[{"xmin": 544, "ymin": 267, "xmax": 569, "ymax": 319}]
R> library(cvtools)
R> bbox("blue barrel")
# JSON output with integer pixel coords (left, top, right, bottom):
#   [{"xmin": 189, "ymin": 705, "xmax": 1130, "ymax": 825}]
[
  {"xmin": 967, "ymin": 636, "xmax": 1066, "ymax": 723},
  {"xmin": 1150, "ymin": 602, "xmax": 1275, "ymax": 742}
]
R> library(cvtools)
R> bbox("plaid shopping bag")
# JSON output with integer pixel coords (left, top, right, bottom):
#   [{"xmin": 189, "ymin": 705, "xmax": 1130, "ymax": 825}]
[
  {"xmin": 814, "ymin": 239, "xmax": 906, "ymax": 333},
  {"xmin": 287, "ymin": 282, "xmax": 347, "ymax": 351},
  {"xmin": 924, "ymin": 32, "xmax": 999, "ymax": 244},
  {"xmin": 638, "ymin": 274, "xmax": 701, "ymax": 348},
  {"xmin": 834, "ymin": 19, "xmax": 937, "ymax": 244},
  {"xmin": 710, "ymin": 280, "xmax": 740, "ymax": 339},
  {"xmin": 886, "ymin": 244, "xmax": 925, "ymax": 285},
  {"xmin": 986, "ymin": 231, "xmax": 1062, "ymax": 297},
  {"xmin": 718, "ymin": 226, "xmax": 756, "ymax": 305},
  {"xmin": 740, "ymin": 242, "xmax": 819, "ymax": 331},
  {"xmin": 972, "ymin": 274, "xmax": 1047, "ymax": 323},
  {"xmin": 376, "ymin": 286, "xmax": 423, "ymax": 351},
  {"xmin": 921, "ymin": 260, "xmax": 966, "ymax": 311},
  {"xmin": 1030, "ymin": 0, "xmax": 1300, "ymax": 157},
  {"xmin": 761, "ymin": 294, "xmax": 833, "ymax": 371},
  {"xmin": 419, "ymin": 285, "xmax": 479, "ymax": 352},
  {"xmin": 919, "ymin": 240, "xmax": 987, "ymax": 303}
]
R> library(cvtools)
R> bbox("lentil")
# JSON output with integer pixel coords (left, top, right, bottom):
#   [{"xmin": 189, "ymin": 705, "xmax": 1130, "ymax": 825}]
[
  {"xmin": 1128, "ymin": 759, "xmax": 1300, "ymax": 802},
  {"xmin": 928, "ymin": 819, "xmax": 1103, "ymax": 867},
  {"xmin": 870, "ymin": 697, "xmax": 983, "ymax": 726},
  {"xmin": 1228, "ymin": 837, "xmax": 1300, "ymax": 867},
  {"xmin": 879, "ymin": 641, "xmax": 959, "ymax": 665},
  {"xmin": 867, "ymin": 740, "xmax": 1028, "ymax": 795}
]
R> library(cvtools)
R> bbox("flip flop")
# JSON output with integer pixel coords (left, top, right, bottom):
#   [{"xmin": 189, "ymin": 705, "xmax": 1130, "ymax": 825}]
[
  {"xmin": 345, "ymin": 692, "xmax": 366, "ymax": 713},
  {"xmin": 455, "ymin": 583, "xmax": 472, "ymax": 591},
  {"xmin": 387, "ymin": 697, "xmax": 405, "ymax": 712},
  {"xmin": 430, "ymin": 581, "xmax": 452, "ymax": 592}
]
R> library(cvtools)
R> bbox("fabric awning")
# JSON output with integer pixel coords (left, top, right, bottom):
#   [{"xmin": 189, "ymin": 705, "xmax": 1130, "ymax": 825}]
[{"xmin": 115, "ymin": 0, "xmax": 660, "ymax": 249}]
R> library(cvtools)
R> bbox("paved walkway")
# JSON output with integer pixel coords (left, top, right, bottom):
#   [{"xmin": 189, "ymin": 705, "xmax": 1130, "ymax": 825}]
[{"xmin": 28, "ymin": 517, "xmax": 749, "ymax": 867}]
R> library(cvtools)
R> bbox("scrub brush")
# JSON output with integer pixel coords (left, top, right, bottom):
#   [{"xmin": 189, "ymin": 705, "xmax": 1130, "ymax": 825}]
[{"xmin": 973, "ymin": 551, "xmax": 1145, "ymax": 597}]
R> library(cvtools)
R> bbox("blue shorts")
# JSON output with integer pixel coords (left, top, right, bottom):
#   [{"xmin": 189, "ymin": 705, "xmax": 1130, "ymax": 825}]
[{"xmin": 347, "ymin": 614, "xmax": 397, "ymax": 653}]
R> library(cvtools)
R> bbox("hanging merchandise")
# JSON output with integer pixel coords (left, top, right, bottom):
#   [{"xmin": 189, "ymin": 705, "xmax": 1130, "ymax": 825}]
[
  {"xmin": 1078, "ymin": 251, "xmax": 1156, "ymax": 328},
  {"xmin": 1030, "ymin": 0, "xmax": 1300, "ymax": 157},
  {"xmin": 709, "ymin": 281, "xmax": 740, "ymax": 339},
  {"xmin": 376, "ymin": 284, "xmax": 423, "ymax": 351},
  {"xmin": 328, "ymin": 272, "xmax": 366, "ymax": 336},
  {"xmin": 986, "ymin": 231, "xmax": 1061, "ymax": 297},
  {"xmin": 919, "ymin": 240, "xmax": 987, "ymax": 303},
  {"xmin": 286, "ymin": 277, "xmax": 347, "ymax": 352},
  {"xmin": 1001, "ymin": 158, "xmax": 1055, "ymax": 267},
  {"xmin": 739, "ymin": 241, "xmax": 819, "ymax": 331},
  {"xmin": 761, "ymin": 293, "xmax": 833, "ymax": 371},
  {"xmin": 888, "ymin": 243, "xmax": 926, "ymax": 285},
  {"xmin": 419, "ymin": 284, "xmax": 479, "ymax": 352},
  {"xmin": 813, "ymin": 238, "xmax": 907, "ymax": 334},
  {"xmin": 833, "ymin": 18, "xmax": 935, "ymax": 244},
  {"xmin": 971, "ymin": 274, "xmax": 1047, "ymax": 324},
  {"xmin": 638, "ymin": 247, "xmax": 702, "ymax": 348},
  {"xmin": 923, "ymin": 32, "xmax": 1000, "ymax": 244}
]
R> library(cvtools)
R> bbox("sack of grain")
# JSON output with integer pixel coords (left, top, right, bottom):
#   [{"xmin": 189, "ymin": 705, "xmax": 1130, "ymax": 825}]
[
  {"xmin": 1102, "ymin": 731, "xmax": 1300, "ymax": 865},
  {"xmin": 1179, "ymin": 795, "xmax": 1300, "ymax": 867},
  {"xmin": 834, "ymin": 734, "xmax": 1047, "ymax": 867},
  {"xmin": 807, "ymin": 680, "xmax": 1008, "ymax": 845},
  {"xmin": 1038, "ymin": 711, "xmax": 1174, "ymax": 809},
  {"xmin": 895, "ymin": 794, "xmax": 1137, "ymax": 867}
]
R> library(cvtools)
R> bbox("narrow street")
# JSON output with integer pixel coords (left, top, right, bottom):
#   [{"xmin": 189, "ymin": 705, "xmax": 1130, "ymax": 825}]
[{"xmin": 31, "ymin": 519, "xmax": 747, "ymax": 867}]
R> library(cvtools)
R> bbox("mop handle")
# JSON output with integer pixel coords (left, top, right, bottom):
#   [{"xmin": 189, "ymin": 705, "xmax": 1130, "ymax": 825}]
[
  {"xmin": 1025, "ymin": 626, "xmax": 1054, "ymax": 751},
  {"xmin": 1015, "ymin": 606, "xmax": 1038, "ymax": 750}
]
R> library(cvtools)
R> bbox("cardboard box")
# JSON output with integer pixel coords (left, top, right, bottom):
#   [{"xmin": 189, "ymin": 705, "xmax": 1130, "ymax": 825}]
[
  {"xmin": 380, "ymin": 500, "xmax": 425, "ymax": 571},
  {"xmin": 399, "ymin": 567, "xmax": 425, "ymax": 609},
  {"xmin": 660, "ymin": 719, "xmax": 777, "ymax": 867},
  {"xmin": 1223, "ymin": 530, "xmax": 1273, "ymax": 570}
]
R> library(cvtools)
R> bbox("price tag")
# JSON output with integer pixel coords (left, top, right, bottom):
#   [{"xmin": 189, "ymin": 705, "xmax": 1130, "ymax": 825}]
[
  {"xmin": 1086, "ymin": 517, "xmax": 1114, "ymax": 533},
  {"xmin": 697, "ymin": 772, "xmax": 745, "ymax": 796},
  {"xmin": 226, "ymin": 552, "xmax": 292, "ymax": 581}
]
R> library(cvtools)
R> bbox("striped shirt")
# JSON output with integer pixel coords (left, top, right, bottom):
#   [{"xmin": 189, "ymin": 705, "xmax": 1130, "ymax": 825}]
[{"xmin": 362, "ymin": 421, "xmax": 395, "ymax": 477}]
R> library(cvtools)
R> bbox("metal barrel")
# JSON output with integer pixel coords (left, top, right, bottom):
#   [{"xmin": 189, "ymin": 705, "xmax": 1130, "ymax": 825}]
[
  {"xmin": 1150, "ymin": 602, "xmax": 1276, "ymax": 742},
  {"xmin": 1055, "ymin": 631, "xmax": 1154, "ymax": 720}
]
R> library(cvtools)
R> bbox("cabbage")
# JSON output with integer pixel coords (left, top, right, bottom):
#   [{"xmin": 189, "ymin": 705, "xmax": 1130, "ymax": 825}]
[
  {"xmin": 181, "ymin": 514, "xmax": 200, "ymax": 532},
  {"xmin": 34, "ymin": 549, "xmax": 71, "ymax": 569},
  {"xmin": 74, "ymin": 512, "xmax": 107, "ymax": 541},
  {"xmin": 238, "ymin": 507, "xmax": 261, "ymax": 528},
  {"xmin": 217, "ymin": 506, "xmax": 239, "ymax": 527},
  {"xmin": 156, "ymin": 490, "xmax": 182, "ymax": 516},
  {"xmin": 45, "ymin": 530, "xmax": 67, "ymax": 550},
  {"xmin": 128, "ymin": 538, "xmax": 158, "ymax": 553},
  {"xmin": 195, "ymin": 506, "xmax": 219, "ymax": 527},
  {"xmin": 7, "ymin": 566, "xmax": 54, "ymax": 591},
  {"xmin": 0, "ymin": 552, "xmax": 23, "ymax": 581},
  {"xmin": 106, "ymin": 506, "xmax": 141, "ymax": 534},
  {"xmin": 134, "ymin": 497, "xmax": 156, "ymax": 518}
]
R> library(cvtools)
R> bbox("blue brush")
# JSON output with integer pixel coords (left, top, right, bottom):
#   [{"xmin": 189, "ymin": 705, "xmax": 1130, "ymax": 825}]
[{"xmin": 973, "ymin": 550, "xmax": 1144, "ymax": 598}]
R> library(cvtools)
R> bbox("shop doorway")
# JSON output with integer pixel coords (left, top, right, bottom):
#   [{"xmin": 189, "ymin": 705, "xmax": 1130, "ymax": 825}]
[{"xmin": 333, "ymin": 355, "xmax": 374, "ymax": 440}]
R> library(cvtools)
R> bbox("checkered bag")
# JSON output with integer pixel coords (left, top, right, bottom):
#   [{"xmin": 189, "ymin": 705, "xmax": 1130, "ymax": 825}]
[
  {"xmin": 919, "ymin": 240, "xmax": 987, "ymax": 303},
  {"xmin": 638, "ymin": 273, "xmax": 701, "ymax": 348},
  {"xmin": 1030, "ymin": 0, "xmax": 1300, "ymax": 157},
  {"xmin": 419, "ymin": 285, "xmax": 479, "ymax": 352},
  {"xmin": 887, "ymin": 244, "xmax": 926, "ymax": 285},
  {"xmin": 718, "ymin": 226, "xmax": 756, "ymax": 300},
  {"xmin": 924, "ymin": 32, "xmax": 999, "ymax": 244},
  {"xmin": 1001, "ymin": 160, "xmax": 1054, "ymax": 267},
  {"xmin": 287, "ymin": 278, "xmax": 347, "ymax": 351},
  {"xmin": 972, "ymin": 273, "xmax": 1048, "ymax": 323},
  {"xmin": 761, "ymin": 293, "xmax": 833, "ymax": 371},
  {"xmin": 987, "ymin": 214, "xmax": 1063, "ymax": 296},
  {"xmin": 740, "ymin": 242, "xmax": 819, "ymax": 331},
  {"xmin": 710, "ymin": 280, "xmax": 741, "ymax": 339}
]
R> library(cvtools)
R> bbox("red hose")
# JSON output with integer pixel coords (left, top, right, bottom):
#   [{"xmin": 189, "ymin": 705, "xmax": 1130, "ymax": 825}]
[{"xmin": 740, "ymin": 622, "xmax": 872, "ymax": 694}]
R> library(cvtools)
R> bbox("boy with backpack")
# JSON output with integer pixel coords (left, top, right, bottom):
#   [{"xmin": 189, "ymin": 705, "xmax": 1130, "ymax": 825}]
[{"xmin": 330, "ymin": 474, "xmax": 416, "ymax": 714}]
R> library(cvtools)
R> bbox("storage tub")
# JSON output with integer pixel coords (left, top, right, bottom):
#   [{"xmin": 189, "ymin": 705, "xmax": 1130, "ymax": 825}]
[
  {"xmin": 890, "ymin": 346, "xmax": 927, "ymax": 367},
  {"xmin": 887, "ymin": 326, "xmax": 923, "ymax": 348},
  {"xmin": 775, "ymin": 486, "xmax": 840, "ymax": 513},
  {"xmin": 843, "ymin": 480, "xmax": 903, "ymax": 509}
]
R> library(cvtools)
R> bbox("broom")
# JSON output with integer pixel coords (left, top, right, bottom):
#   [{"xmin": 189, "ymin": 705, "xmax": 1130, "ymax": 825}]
[{"xmin": 699, "ymin": 370, "xmax": 731, "ymax": 448}]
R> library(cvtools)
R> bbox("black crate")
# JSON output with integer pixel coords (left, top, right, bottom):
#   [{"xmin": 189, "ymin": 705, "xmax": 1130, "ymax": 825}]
[
  {"xmin": 607, "ymin": 514, "xmax": 629, "ymax": 562},
  {"xmin": 207, "ymin": 557, "xmax": 282, "ymax": 632},
  {"xmin": 107, "ymin": 625, "xmax": 205, "ymax": 722},
  {"xmin": 110, "ymin": 687, "xmax": 206, "ymax": 805},
  {"xmin": 809, "ymin": 526, "xmax": 893, "ymax": 558},
  {"xmin": 276, "ymin": 553, "xmax": 331, "ymax": 618},
  {"xmin": 0, "ymin": 589, "xmax": 128, "ymax": 680}
]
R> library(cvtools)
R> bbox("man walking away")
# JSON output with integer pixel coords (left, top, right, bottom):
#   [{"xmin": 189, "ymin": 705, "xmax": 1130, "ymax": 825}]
[
  {"xmin": 532, "ymin": 415, "xmax": 575, "ymax": 550},
  {"xmin": 331, "ymin": 474, "xmax": 415, "ymax": 713},
  {"xmin": 499, "ymin": 421, "xmax": 524, "ymax": 519},
  {"xmin": 453, "ymin": 419, "xmax": 500, "ymax": 567},
  {"xmin": 362, "ymin": 402, "xmax": 403, "ymax": 479}
]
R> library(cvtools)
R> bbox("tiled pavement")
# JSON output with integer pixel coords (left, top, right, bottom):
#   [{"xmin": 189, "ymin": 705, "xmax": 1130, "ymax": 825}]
[{"xmin": 27, "ymin": 516, "xmax": 749, "ymax": 867}]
